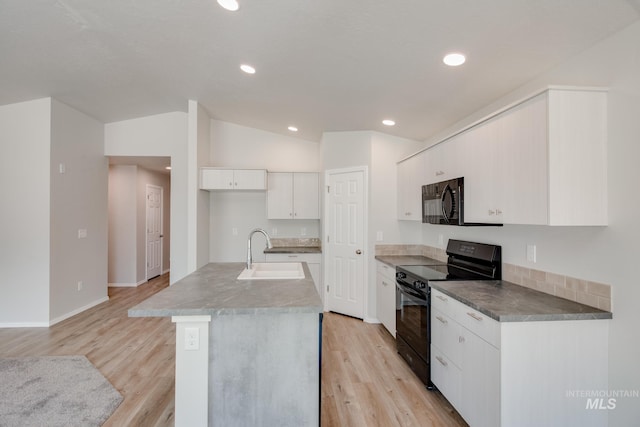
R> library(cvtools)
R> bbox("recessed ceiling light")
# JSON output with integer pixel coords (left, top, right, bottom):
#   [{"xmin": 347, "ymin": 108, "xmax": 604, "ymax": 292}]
[
  {"xmin": 443, "ymin": 53, "xmax": 466, "ymax": 67},
  {"xmin": 382, "ymin": 119, "xmax": 396, "ymax": 126},
  {"xmin": 217, "ymin": 0, "xmax": 239, "ymax": 11},
  {"xmin": 288, "ymin": 126, "xmax": 298, "ymax": 132},
  {"xmin": 240, "ymin": 64, "xmax": 256, "ymax": 74}
]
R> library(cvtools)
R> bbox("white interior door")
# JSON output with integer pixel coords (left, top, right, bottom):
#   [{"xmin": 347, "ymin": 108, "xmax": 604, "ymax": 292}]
[
  {"xmin": 325, "ymin": 168, "xmax": 366, "ymax": 318},
  {"xmin": 146, "ymin": 184, "xmax": 163, "ymax": 280}
]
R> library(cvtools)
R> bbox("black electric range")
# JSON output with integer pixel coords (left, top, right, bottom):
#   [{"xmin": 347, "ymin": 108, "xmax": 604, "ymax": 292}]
[{"xmin": 395, "ymin": 240, "xmax": 502, "ymax": 388}]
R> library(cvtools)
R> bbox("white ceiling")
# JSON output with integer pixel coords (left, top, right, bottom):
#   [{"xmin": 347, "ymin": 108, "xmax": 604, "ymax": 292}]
[{"xmin": 2, "ymin": 0, "xmax": 639, "ymax": 142}]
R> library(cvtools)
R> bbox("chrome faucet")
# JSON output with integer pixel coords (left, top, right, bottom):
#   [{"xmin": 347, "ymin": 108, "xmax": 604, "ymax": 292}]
[{"xmin": 246, "ymin": 228, "xmax": 273, "ymax": 269}]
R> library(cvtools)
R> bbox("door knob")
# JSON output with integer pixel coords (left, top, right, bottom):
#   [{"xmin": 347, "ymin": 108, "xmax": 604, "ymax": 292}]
[{"xmin": 355, "ymin": 249, "xmax": 362, "ymax": 255}]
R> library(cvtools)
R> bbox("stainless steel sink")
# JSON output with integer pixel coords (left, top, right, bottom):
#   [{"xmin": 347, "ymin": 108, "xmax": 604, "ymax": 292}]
[{"xmin": 237, "ymin": 262, "xmax": 305, "ymax": 280}]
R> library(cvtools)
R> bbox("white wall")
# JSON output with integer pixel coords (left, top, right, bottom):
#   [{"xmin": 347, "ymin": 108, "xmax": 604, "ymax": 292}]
[
  {"xmin": 195, "ymin": 103, "xmax": 211, "ymax": 269},
  {"xmin": 49, "ymin": 99, "xmax": 108, "ymax": 322},
  {"xmin": 105, "ymin": 112, "xmax": 189, "ymax": 284},
  {"xmin": 0, "ymin": 98, "xmax": 52, "ymax": 326},
  {"xmin": 108, "ymin": 165, "xmax": 137, "ymax": 284},
  {"xmin": 413, "ymin": 22, "xmax": 640, "ymax": 425},
  {"xmin": 208, "ymin": 120, "xmax": 321, "ymax": 262},
  {"xmin": 322, "ymin": 130, "xmax": 422, "ymax": 321},
  {"xmin": 321, "ymin": 131, "xmax": 371, "ymax": 171}
]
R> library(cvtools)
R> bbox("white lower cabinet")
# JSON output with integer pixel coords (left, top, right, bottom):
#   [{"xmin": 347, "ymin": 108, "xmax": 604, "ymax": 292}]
[
  {"xmin": 265, "ymin": 253, "xmax": 322, "ymax": 302},
  {"xmin": 375, "ymin": 262, "xmax": 396, "ymax": 337},
  {"xmin": 431, "ymin": 288, "xmax": 609, "ymax": 427},
  {"xmin": 432, "ymin": 290, "xmax": 497, "ymax": 427}
]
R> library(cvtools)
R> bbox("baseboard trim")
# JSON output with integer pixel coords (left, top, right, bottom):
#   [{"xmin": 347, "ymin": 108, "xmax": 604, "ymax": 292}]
[
  {"xmin": 0, "ymin": 321, "xmax": 50, "ymax": 328},
  {"xmin": 0, "ymin": 296, "xmax": 110, "ymax": 328},
  {"xmin": 363, "ymin": 316, "xmax": 381, "ymax": 324},
  {"xmin": 108, "ymin": 279, "xmax": 146, "ymax": 288},
  {"xmin": 49, "ymin": 296, "xmax": 110, "ymax": 326}
]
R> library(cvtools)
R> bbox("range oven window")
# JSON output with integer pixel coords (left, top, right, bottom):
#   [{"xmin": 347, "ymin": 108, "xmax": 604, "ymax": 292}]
[{"xmin": 396, "ymin": 283, "xmax": 429, "ymax": 362}]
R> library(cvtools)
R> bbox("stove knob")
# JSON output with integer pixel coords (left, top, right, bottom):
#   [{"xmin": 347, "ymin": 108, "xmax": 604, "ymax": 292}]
[
  {"xmin": 396, "ymin": 272, "xmax": 406, "ymax": 280},
  {"xmin": 414, "ymin": 280, "xmax": 426, "ymax": 289}
]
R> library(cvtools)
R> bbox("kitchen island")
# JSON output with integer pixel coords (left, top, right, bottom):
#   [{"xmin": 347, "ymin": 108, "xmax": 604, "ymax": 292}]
[{"xmin": 129, "ymin": 262, "xmax": 323, "ymax": 427}]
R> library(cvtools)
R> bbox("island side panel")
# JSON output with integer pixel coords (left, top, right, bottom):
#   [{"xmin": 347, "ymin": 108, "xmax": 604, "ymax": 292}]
[{"xmin": 209, "ymin": 311, "xmax": 320, "ymax": 427}]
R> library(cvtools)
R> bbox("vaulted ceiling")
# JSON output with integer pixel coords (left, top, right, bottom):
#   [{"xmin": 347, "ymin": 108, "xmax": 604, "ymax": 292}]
[{"xmin": 2, "ymin": 0, "xmax": 639, "ymax": 142}]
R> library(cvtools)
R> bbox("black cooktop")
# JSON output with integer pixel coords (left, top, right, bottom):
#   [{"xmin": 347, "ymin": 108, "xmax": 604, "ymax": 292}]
[{"xmin": 397, "ymin": 264, "xmax": 490, "ymax": 282}]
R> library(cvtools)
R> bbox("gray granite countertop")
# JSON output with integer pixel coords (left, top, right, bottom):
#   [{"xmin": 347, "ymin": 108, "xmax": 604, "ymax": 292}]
[
  {"xmin": 375, "ymin": 255, "xmax": 443, "ymax": 268},
  {"xmin": 430, "ymin": 280, "xmax": 612, "ymax": 322},
  {"xmin": 264, "ymin": 246, "xmax": 322, "ymax": 254},
  {"xmin": 128, "ymin": 262, "xmax": 323, "ymax": 318}
]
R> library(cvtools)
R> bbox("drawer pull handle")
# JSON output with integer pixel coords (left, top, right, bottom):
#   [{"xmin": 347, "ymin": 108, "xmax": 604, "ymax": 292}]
[
  {"xmin": 435, "ymin": 316, "xmax": 447, "ymax": 324},
  {"xmin": 435, "ymin": 356, "xmax": 448, "ymax": 367},
  {"xmin": 436, "ymin": 295, "xmax": 447, "ymax": 302},
  {"xmin": 467, "ymin": 312, "xmax": 483, "ymax": 321},
  {"xmin": 288, "ymin": 255, "xmax": 298, "ymax": 258}
]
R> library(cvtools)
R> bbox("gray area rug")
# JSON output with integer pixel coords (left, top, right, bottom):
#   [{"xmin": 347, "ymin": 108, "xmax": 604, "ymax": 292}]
[{"xmin": 0, "ymin": 355, "xmax": 123, "ymax": 427}]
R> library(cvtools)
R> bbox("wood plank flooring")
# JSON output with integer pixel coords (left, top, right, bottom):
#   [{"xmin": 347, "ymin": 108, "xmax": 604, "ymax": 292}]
[
  {"xmin": 321, "ymin": 312, "xmax": 467, "ymax": 427},
  {"xmin": 0, "ymin": 274, "xmax": 467, "ymax": 427},
  {"xmin": 0, "ymin": 274, "xmax": 175, "ymax": 427}
]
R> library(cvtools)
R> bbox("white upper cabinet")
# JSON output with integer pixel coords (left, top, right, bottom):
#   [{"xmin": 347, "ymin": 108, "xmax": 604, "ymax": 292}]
[
  {"xmin": 464, "ymin": 93, "xmax": 548, "ymax": 225},
  {"xmin": 397, "ymin": 151, "xmax": 426, "ymax": 221},
  {"xmin": 200, "ymin": 168, "xmax": 267, "ymax": 190},
  {"xmin": 402, "ymin": 86, "xmax": 608, "ymax": 226},
  {"xmin": 267, "ymin": 172, "xmax": 320, "ymax": 219},
  {"xmin": 546, "ymin": 89, "xmax": 607, "ymax": 225}
]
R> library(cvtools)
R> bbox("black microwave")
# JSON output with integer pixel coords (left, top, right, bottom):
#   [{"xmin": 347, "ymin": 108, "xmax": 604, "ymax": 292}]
[
  {"xmin": 422, "ymin": 177, "xmax": 464, "ymax": 225},
  {"xmin": 422, "ymin": 177, "xmax": 502, "ymax": 226}
]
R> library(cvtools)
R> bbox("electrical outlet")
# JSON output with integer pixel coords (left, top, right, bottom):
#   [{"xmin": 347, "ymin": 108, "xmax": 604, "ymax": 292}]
[
  {"xmin": 78, "ymin": 229, "xmax": 87, "ymax": 239},
  {"xmin": 232, "ymin": 228, "xmax": 238, "ymax": 236},
  {"xmin": 77, "ymin": 281, "xmax": 83, "ymax": 291},
  {"xmin": 438, "ymin": 234, "xmax": 444, "ymax": 246},
  {"xmin": 272, "ymin": 228, "xmax": 278, "ymax": 236},
  {"xmin": 527, "ymin": 244, "xmax": 537, "ymax": 263},
  {"xmin": 376, "ymin": 231, "xmax": 383, "ymax": 241},
  {"xmin": 185, "ymin": 327, "xmax": 199, "ymax": 351},
  {"xmin": 301, "ymin": 228, "xmax": 307, "ymax": 236}
]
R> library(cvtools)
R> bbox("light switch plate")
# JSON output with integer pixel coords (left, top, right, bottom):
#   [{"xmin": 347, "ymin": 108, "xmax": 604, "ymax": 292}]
[{"xmin": 78, "ymin": 229, "xmax": 87, "ymax": 239}]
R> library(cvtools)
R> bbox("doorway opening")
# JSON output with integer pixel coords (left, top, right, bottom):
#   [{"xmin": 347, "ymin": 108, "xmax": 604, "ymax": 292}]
[{"xmin": 107, "ymin": 156, "xmax": 171, "ymax": 287}]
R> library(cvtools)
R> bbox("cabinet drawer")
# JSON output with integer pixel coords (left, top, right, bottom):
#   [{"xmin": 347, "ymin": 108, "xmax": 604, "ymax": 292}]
[
  {"xmin": 431, "ymin": 345, "xmax": 462, "ymax": 409},
  {"xmin": 458, "ymin": 306, "xmax": 500, "ymax": 349},
  {"xmin": 431, "ymin": 307, "xmax": 462, "ymax": 368},
  {"xmin": 431, "ymin": 289, "xmax": 464, "ymax": 321},
  {"xmin": 265, "ymin": 253, "xmax": 320, "ymax": 264},
  {"xmin": 376, "ymin": 262, "xmax": 395, "ymax": 280}
]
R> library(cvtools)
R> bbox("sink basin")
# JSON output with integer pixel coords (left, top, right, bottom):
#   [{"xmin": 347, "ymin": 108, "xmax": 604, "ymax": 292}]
[{"xmin": 237, "ymin": 262, "xmax": 305, "ymax": 280}]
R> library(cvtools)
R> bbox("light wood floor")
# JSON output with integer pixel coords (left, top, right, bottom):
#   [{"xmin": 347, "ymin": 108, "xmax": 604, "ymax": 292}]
[{"xmin": 0, "ymin": 274, "xmax": 466, "ymax": 427}]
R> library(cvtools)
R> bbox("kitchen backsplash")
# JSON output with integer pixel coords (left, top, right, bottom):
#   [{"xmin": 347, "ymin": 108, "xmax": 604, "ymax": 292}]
[
  {"xmin": 375, "ymin": 244, "xmax": 612, "ymax": 312},
  {"xmin": 271, "ymin": 237, "xmax": 321, "ymax": 248}
]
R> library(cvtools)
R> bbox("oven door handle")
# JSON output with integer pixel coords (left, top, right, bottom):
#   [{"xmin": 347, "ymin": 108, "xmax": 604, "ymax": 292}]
[{"xmin": 396, "ymin": 281, "xmax": 428, "ymax": 301}]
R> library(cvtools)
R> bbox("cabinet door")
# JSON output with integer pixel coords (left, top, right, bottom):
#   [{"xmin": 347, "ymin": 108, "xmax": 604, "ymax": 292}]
[
  {"xmin": 234, "ymin": 169, "xmax": 266, "ymax": 190},
  {"xmin": 376, "ymin": 262, "xmax": 396, "ymax": 337},
  {"xmin": 200, "ymin": 169, "xmax": 234, "ymax": 189},
  {"xmin": 497, "ymin": 93, "xmax": 548, "ymax": 225},
  {"xmin": 267, "ymin": 172, "xmax": 293, "ymax": 219},
  {"xmin": 460, "ymin": 328, "xmax": 500, "ymax": 427},
  {"xmin": 293, "ymin": 173, "xmax": 320, "ymax": 219},
  {"xmin": 462, "ymin": 119, "xmax": 503, "ymax": 224},
  {"xmin": 431, "ymin": 345, "xmax": 462, "ymax": 410},
  {"xmin": 397, "ymin": 152, "xmax": 425, "ymax": 221}
]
